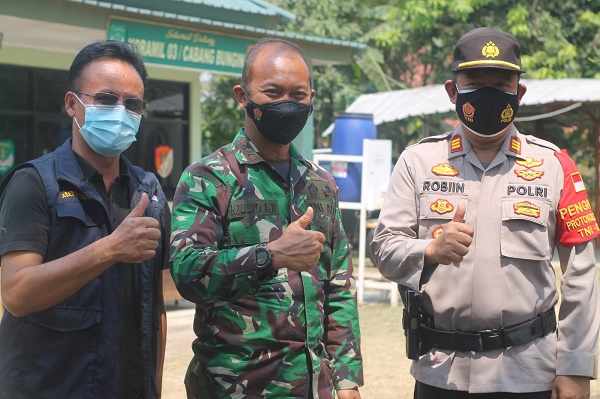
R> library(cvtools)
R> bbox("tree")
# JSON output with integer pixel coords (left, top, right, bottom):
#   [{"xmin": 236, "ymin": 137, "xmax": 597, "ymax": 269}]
[{"xmin": 363, "ymin": 0, "xmax": 600, "ymax": 196}]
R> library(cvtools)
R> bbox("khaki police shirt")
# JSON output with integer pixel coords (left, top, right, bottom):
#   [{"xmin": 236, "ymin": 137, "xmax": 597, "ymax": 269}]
[{"xmin": 371, "ymin": 125, "xmax": 600, "ymax": 393}]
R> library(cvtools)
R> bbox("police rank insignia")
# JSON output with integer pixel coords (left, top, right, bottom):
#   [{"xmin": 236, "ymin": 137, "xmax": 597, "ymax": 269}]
[
  {"xmin": 432, "ymin": 226, "xmax": 444, "ymax": 239},
  {"xmin": 513, "ymin": 201, "xmax": 541, "ymax": 218},
  {"xmin": 516, "ymin": 157, "xmax": 544, "ymax": 168},
  {"xmin": 430, "ymin": 199, "xmax": 454, "ymax": 215},
  {"xmin": 432, "ymin": 162, "xmax": 459, "ymax": 176},
  {"xmin": 514, "ymin": 169, "xmax": 544, "ymax": 181},
  {"xmin": 450, "ymin": 133, "xmax": 463, "ymax": 153},
  {"xmin": 482, "ymin": 41, "xmax": 500, "ymax": 58},
  {"xmin": 509, "ymin": 136, "xmax": 521, "ymax": 154}
]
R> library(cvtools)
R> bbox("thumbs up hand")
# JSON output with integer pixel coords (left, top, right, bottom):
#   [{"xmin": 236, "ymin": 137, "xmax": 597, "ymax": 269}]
[
  {"xmin": 452, "ymin": 201, "xmax": 467, "ymax": 223},
  {"xmin": 108, "ymin": 193, "xmax": 162, "ymax": 263},
  {"xmin": 268, "ymin": 207, "xmax": 327, "ymax": 272},
  {"xmin": 424, "ymin": 201, "xmax": 474, "ymax": 267}
]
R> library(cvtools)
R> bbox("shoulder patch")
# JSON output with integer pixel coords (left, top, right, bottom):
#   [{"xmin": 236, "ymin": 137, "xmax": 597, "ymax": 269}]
[
  {"xmin": 191, "ymin": 170, "xmax": 223, "ymax": 188},
  {"xmin": 525, "ymin": 135, "xmax": 560, "ymax": 152},
  {"xmin": 554, "ymin": 149, "xmax": 599, "ymax": 246}
]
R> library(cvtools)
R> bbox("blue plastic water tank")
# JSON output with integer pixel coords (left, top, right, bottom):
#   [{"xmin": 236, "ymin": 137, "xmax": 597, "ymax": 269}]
[{"xmin": 331, "ymin": 113, "xmax": 377, "ymax": 202}]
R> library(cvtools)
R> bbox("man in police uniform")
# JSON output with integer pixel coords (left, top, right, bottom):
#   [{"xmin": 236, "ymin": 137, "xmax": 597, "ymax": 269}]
[{"xmin": 371, "ymin": 27, "xmax": 600, "ymax": 398}]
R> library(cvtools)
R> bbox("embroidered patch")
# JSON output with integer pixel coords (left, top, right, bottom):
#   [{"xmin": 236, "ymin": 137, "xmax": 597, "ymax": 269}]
[
  {"xmin": 513, "ymin": 201, "xmax": 541, "ymax": 218},
  {"xmin": 430, "ymin": 199, "xmax": 454, "ymax": 215},
  {"xmin": 229, "ymin": 200, "xmax": 279, "ymax": 220},
  {"xmin": 514, "ymin": 169, "xmax": 544, "ymax": 181},
  {"xmin": 450, "ymin": 133, "xmax": 463, "ymax": 153},
  {"xmin": 462, "ymin": 102, "xmax": 475, "ymax": 121},
  {"xmin": 432, "ymin": 226, "xmax": 444, "ymax": 239},
  {"xmin": 500, "ymin": 104, "xmax": 514, "ymax": 123},
  {"xmin": 510, "ymin": 136, "xmax": 521, "ymax": 154},
  {"xmin": 570, "ymin": 172, "xmax": 585, "ymax": 193},
  {"xmin": 555, "ymin": 149, "xmax": 600, "ymax": 246},
  {"xmin": 516, "ymin": 157, "xmax": 544, "ymax": 168},
  {"xmin": 482, "ymin": 41, "xmax": 500, "ymax": 59},
  {"xmin": 431, "ymin": 163, "xmax": 459, "ymax": 177}
]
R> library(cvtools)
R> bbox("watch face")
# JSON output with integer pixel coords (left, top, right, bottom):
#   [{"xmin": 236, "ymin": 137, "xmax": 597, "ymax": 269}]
[{"xmin": 257, "ymin": 250, "xmax": 268, "ymax": 267}]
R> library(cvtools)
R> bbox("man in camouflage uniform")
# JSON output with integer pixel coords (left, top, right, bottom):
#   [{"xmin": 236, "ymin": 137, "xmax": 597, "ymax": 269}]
[
  {"xmin": 170, "ymin": 38, "xmax": 363, "ymax": 399},
  {"xmin": 371, "ymin": 27, "xmax": 600, "ymax": 398}
]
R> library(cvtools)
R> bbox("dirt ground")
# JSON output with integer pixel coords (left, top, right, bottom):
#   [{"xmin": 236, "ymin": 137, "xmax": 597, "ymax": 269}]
[
  {"xmin": 2, "ymin": 269, "xmax": 600, "ymax": 398},
  {"xmin": 162, "ymin": 290, "xmax": 600, "ymax": 399}
]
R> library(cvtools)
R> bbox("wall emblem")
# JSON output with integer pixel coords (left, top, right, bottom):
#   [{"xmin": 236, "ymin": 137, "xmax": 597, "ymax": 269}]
[{"xmin": 155, "ymin": 145, "xmax": 173, "ymax": 179}]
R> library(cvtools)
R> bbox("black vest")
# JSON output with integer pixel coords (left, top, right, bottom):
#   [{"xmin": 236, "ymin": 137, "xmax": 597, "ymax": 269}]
[{"xmin": 0, "ymin": 140, "xmax": 168, "ymax": 398}]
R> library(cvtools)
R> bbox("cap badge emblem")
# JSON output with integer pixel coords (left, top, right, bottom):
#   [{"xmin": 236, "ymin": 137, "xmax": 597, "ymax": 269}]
[{"xmin": 482, "ymin": 41, "xmax": 500, "ymax": 59}]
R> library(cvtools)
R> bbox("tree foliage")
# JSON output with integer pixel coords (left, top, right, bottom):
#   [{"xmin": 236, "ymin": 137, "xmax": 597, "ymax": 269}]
[{"xmin": 200, "ymin": 0, "xmax": 600, "ymax": 186}]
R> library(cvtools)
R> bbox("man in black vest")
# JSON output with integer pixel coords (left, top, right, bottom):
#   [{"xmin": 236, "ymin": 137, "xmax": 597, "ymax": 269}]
[{"xmin": 0, "ymin": 41, "xmax": 171, "ymax": 399}]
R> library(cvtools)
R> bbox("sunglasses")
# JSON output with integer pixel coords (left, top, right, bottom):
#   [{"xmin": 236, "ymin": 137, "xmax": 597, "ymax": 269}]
[{"xmin": 76, "ymin": 92, "xmax": 148, "ymax": 115}]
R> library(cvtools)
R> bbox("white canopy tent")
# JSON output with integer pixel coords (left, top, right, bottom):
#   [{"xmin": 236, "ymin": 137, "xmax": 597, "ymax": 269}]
[{"xmin": 322, "ymin": 79, "xmax": 600, "ymax": 136}]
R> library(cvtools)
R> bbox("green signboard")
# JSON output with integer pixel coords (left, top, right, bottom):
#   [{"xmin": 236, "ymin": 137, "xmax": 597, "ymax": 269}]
[{"xmin": 107, "ymin": 16, "xmax": 255, "ymax": 74}]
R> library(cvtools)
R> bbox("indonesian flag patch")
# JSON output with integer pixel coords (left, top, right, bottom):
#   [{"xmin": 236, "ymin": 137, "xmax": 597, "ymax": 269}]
[
  {"xmin": 554, "ymin": 149, "xmax": 599, "ymax": 246},
  {"xmin": 570, "ymin": 172, "xmax": 586, "ymax": 193}
]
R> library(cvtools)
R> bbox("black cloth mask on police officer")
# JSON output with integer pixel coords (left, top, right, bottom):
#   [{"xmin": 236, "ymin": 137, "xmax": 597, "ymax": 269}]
[
  {"xmin": 455, "ymin": 85, "xmax": 520, "ymax": 137},
  {"xmin": 244, "ymin": 91, "xmax": 313, "ymax": 145}
]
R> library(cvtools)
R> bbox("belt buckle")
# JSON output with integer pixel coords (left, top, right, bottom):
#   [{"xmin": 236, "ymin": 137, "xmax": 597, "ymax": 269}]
[{"xmin": 479, "ymin": 328, "xmax": 504, "ymax": 350}]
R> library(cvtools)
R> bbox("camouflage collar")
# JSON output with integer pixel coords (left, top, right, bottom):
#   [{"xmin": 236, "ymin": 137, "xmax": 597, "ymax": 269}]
[{"xmin": 231, "ymin": 129, "xmax": 306, "ymax": 166}]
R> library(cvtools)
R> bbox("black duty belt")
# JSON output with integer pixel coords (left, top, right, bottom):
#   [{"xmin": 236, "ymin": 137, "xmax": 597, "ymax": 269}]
[{"xmin": 421, "ymin": 307, "xmax": 557, "ymax": 352}]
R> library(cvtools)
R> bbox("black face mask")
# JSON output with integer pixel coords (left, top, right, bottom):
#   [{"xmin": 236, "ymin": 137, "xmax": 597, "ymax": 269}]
[
  {"xmin": 245, "ymin": 98, "xmax": 313, "ymax": 145},
  {"xmin": 455, "ymin": 85, "xmax": 519, "ymax": 137}
]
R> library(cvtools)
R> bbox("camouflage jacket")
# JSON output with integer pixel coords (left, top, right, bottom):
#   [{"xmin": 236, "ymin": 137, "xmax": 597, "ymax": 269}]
[{"xmin": 170, "ymin": 130, "xmax": 363, "ymax": 399}]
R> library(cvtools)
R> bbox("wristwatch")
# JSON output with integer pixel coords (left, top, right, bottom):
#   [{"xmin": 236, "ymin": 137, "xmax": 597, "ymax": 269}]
[{"xmin": 255, "ymin": 243, "xmax": 277, "ymax": 279}]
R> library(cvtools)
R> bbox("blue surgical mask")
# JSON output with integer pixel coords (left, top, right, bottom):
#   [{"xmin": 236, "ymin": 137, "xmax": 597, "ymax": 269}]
[{"xmin": 74, "ymin": 94, "xmax": 141, "ymax": 157}]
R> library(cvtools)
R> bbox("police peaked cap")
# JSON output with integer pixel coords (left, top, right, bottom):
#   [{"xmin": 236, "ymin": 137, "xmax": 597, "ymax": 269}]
[{"xmin": 451, "ymin": 27, "xmax": 526, "ymax": 74}]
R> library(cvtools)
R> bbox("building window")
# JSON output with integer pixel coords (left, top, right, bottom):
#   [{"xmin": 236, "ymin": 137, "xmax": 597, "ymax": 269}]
[{"xmin": 0, "ymin": 65, "xmax": 189, "ymax": 200}]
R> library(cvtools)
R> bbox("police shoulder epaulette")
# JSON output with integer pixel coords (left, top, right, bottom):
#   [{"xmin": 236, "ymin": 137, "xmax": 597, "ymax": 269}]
[
  {"xmin": 403, "ymin": 132, "xmax": 452, "ymax": 150},
  {"xmin": 418, "ymin": 132, "xmax": 452, "ymax": 144},
  {"xmin": 525, "ymin": 135, "xmax": 560, "ymax": 152}
]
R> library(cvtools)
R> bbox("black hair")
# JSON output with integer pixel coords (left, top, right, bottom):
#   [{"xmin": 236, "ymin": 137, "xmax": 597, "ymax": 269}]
[
  {"xmin": 68, "ymin": 40, "xmax": 148, "ymax": 92},
  {"xmin": 241, "ymin": 38, "xmax": 312, "ymax": 90}
]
